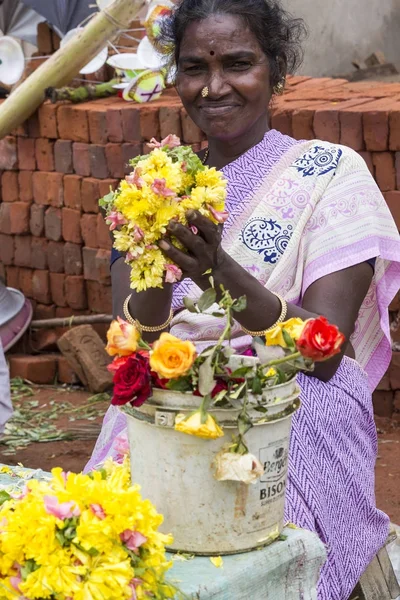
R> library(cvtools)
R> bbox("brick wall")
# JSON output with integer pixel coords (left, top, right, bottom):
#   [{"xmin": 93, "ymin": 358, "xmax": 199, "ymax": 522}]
[{"xmin": 1, "ymin": 76, "xmax": 400, "ymax": 414}]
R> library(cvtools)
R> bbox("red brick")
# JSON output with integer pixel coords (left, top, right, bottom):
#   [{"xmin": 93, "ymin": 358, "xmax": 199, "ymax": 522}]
[
  {"xmin": 58, "ymin": 105, "xmax": 89, "ymax": 142},
  {"xmin": 121, "ymin": 106, "xmax": 141, "ymax": 142},
  {"xmin": 106, "ymin": 108, "xmax": 123, "ymax": 142},
  {"xmin": 313, "ymin": 107, "xmax": 340, "ymax": 143},
  {"xmin": 64, "ymin": 175, "xmax": 82, "ymax": 210},
  {"xmin": 31, "ymin": 329, "xmax": 59, "ymax": 352},
  {"xmin": 88, "ymin": 109, "xmax": 108, "ymax": 144},
  {"xmin": 105, "ymin": 143, "xmax": 125, "ymax": 178},
  {"xmin": 33, "ymin": 172, "xmax": 50, "ymax": 205},
  {"xmin": 18, "ymin": 267, "xmax": 33, "ymax": 298},
  {"xmin": 394, "ymin": 391, "xmax": 400, "ymax": 413},
  {"xmin": 292, "ymin": 106, "xmax": 321, "ymax": 140},
  {"xmin": 80, "ymin": 213, "xmax": 98, "ymax": 248},
  {"xmin": 0, "ymin": 262, "xmax": 5, "ymax": 282},
  {"xmin": 17, "ymin": 137, "xmax": 36, "ymax": 170},
  {"xmin": 82, "ymin": 246, "xmax": 98, "ymax": 280},
  {"xmin": 89, "ymin": 145, "xmax": 109, "ymax": 179},
  {"xmin": 64, "ymin": 242, "xmax": 83, "ymax": 275},
  {"xmin": 19, "ymin": 171, "xmax": 33, "ymax": 203},
  {"xmin": 340, "ymin": 108, "xmax": 364, "ymax": 151},
  {"xmin": 122, "ymin": 143, "xmax": 142, "ymax": 174},
  {"xmin": 389, "ymin": 351, "xmax": 400, "ymax": 389},
  {"xmin": 9, "ymin": 355, "xmax": 57, "ymax": 384},
  {"xmin": 0, "ymin": 233, "xmax": 14, "ymax": 265},
  {"xmin": 270, "ymin": 105, "xmax": 293, "ymax": 137},
  {"xmin": 86, "ymin": 281, "xmax": 102, "ymax": 312},
  {"xmin": 54, "ymin": 140, "xmax": 73, "ymax": 173},
  {"xmin": 49, "ymin": 272, "xmax": 67, "ymax": 307},
  {"xmin": 5, "ymin": 265, "xmax": 19, "ymax": 288},
  {"xmin": 96, "ymin": 249, "xmax": 111, "ymax": 284},
  {"xmin": 72, "ymin": 143, "xmax": 91, "ymax": 176},
  {"xmin": 372, "ymin": 153, "xmax": 396, "ymax": 192},
  {"xmin": 0, "ymin": 136, "xmax": 18, "ymax": 170},
  {"xmin": 38, "ymin": 102, "xmax": 59, "ymax": 138},
  {"xmin": 57, "ymin": 355, "xmax": 79, "ymax": 384},
  {"xmin": 44, "ymin": 207, "xmax": 62, "ymax": 241},
  {"xmin": 358, "ymin": 151, "xmax": 374, "ymax": 176},
  {"xmin": 396, "ymin": 153, "xmax": 400, "ymax": 190},
  {"xmin": 14, "ymin": 236, "xmax": 31, "ymax": 267},
  {"xmin": 27, "ymin": 113, "xmax": 41, "ymax": 138},
  {"xmin": 389, "ymin": 106, "xmax": 400, "ymax": 151},
  {"xmin": 31, "ymin": 237, "xmax": 48, "ymax": 269},
  {"xmin": 372, "ymin": 390, "xmax": 394, "ymax": 419},
  {"xmin": 32, "ymin": 269, "xmax": 51, "ymax": 304},
  {"xmin": 81, "ymin": 178, "xmax": 100, "ymax": 213},
  {"xmin": 37, "ymin": 22, "xmax": 52, "ymax": 53},
  {"xmin": 0, "ymin": 202, "xmax": 30, "ymax": 234},
  {"xmin": 34, "ymin": 303, "xmax": 56, "ymax": 320},
  {"xmin": 159, "ymin": 105, "xmax": 182, "ymax": 140},
  {"xmin": 384, "ymin": 191, "xmax": 400, "ymax": 230},
  {"xmin": 2, "ymin": 171, "xmax": 18, "ymax": 202},
  {"xmin": 181, "ymin": 108, "xmax": 203, "ymax": 143},
  {"xmin": 140, "ymin": 107, "xmax": 160, "ymax": 141},
  {"xmin": 97, "ymin": 213, "xmax": 112, "ymax": 250},
  {"xmin": 35, "ymin": 138, "xmax": 55, "ymax": 171},
  {"xmin": 362, "ymin": 102, "xmax": 390, "ymax": 152},
  {"xmin": 65, "ymin": 275, "xmax": 87, "ymax": 309},
  {"xmin": 98, "ymin": 178, "xmax": 119, "ymax": 198},
  {"xmin": 47, "ymin": 241, "xmax": 64, "ymax": 273},
  {"xmin": 30, "ymin": 204, "xmax": 45, "ymax": 237},
  {"xmin": 62, "ymin": 208, "xmax": 82, "ymax": 243},
  {"xmin": 47, "ymin": 172, "xmax": 64, "ymax": 208}
]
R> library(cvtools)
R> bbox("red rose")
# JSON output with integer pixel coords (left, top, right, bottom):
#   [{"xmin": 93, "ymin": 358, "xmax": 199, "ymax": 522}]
[
  {"xmin": 296, "ymin": 316, "xmax": 345, "ymax": 361},
  {"xmin": 112, "ymin": 354, "xmax": 152, "ymax": 407},
  {"xmin": 151, "ymin": 371, "xmax": 169, "ymax": 389},
  {"xmin": 107, "ymin": 356, "xmax": 129, "ymax": 373}
]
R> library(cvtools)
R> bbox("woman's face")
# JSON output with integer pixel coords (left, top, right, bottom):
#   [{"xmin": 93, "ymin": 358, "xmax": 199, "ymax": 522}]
[{"xmin": 176, "ymin": 14, "xmax": 272, "ymax": 142}]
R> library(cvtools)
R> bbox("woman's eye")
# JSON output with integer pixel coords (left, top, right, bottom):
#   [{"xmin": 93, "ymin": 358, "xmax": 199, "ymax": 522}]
[
  {"xmin": 230, "ymin": 61, "xmax": 252, "ymax": 70},
  {"xmin": 183, "ymin": 65, "xmax": 205, "ymax": 74}
]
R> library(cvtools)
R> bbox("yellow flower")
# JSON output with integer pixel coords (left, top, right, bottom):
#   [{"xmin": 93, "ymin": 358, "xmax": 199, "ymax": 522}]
[
  {"xmin": 266, "ymin": 367, "xmax": 277, "ymax": 377},
  {"xmin": 150, "ymin": 332, "xmax": 196, "ymax": 379},
  {"xmin": 106, "ymin": 318, "xmax": 140, "ymax": 357},
  {"xmin": 174, "ymin": 411, "xmax": 224, "ymax": 439},
  {"xmin": 196, "ymin": 167, "xmax": 227, "ymax": 188},
  {"xmin": 265, "ymin": 317, "xmax": 305, "ymax": 348},
  {"xmin": 209, "ymin": 556, "xmax": 224, "ymax": 568},
  {"xmin": 129, "ymin": 248, "xmax": 166, "ymax": 291}
]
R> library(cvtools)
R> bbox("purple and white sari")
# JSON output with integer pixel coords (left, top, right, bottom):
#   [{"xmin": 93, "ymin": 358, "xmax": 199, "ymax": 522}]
[{"xmin": 86, "ymin": 130, "xmax": 400, "ymax": 600}]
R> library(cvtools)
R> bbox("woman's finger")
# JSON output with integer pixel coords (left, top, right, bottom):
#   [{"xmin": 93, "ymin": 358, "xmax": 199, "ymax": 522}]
[
  {"xmin": 159, "ymin": 239, "xmax": 197, "ymax": 272},
  {"xmin": 186, "ymin": 210, "xmax": 222, "ymax": 245},
  {"xmin": 166, "ymin": 221, "xmax": 204, "ymax": 255}
]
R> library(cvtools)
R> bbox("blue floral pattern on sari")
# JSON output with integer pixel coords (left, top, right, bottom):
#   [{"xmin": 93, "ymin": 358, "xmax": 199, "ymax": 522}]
[
  {"xmin": 293, "ymin": 145, "xmax": 343, "ymax": 177},
  {"xmin": 240, "ymin": 217, "xmax": 293, "ymax": 264}
]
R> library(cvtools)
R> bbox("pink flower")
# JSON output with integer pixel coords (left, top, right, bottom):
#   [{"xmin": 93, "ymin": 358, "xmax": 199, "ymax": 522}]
[
  {"xmin": 181, "ymin": 161, "xmax": 187, "ymax": 172},
  {"xmin": 165, "ymin": 264, "xmax": 183, "ymax": 284},
  {"xmin": 128, "ymin": 578, "xmax": 142, "ymax": 600},
  {"xmin": 207, "ymin": 204, "xmax": 229, "ymax": 224},
  {"xmin": 44, "ymin": 495, "xmax": 80, "ymax": 520},
  {"xmin": 190, "ymin": 225, "xmax": 198, "ymax": 235},
  {"xmin": 90, "ymin": 504, "xmax": 106, "ymax": 520},
  {"xmin": 120, "ymin": 529, "xmax": 147, "ymax": 552},
  {"xmin": 133, "ymin": 225, "xmax": 144, "ymax": 242},
  {"xmin": 160, "ymin": 134, "xmax": 181, "ymax": 149},
  {"xmin": 145, "ymin": 244, "xmax": 158, "ymax": 250},
  {"xmin": 114, "ymin": 431, "xmax": 130, "ymax": 463},
  {"xmin": 10, "ymin": 575, "xmax": 22, "ymax": 592},
  {"xmin": 11, "ymin": 484, "xmax": 29, "ymax": 500},
  {"xmin": 126, "ymin": 168, "xmax": 144, "ymax": 189},
  {"xmin": 126, "ymin": 250, "xmax": 141, "ymax": 261},
  {"xmin": 147, "ymin": 137, "xmax": 162, "ymax": 149},
  {"xmin": 106, "ymin": 211, "xmax": 127, "ymax": 231},
  {"xmin": 151, "ymin": 178, "xmax": 176, "ymax": 197}
]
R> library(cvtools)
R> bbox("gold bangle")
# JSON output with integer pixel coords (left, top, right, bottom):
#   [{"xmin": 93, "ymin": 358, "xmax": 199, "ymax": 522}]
[
  {"xmin": 240, "ymin": 293, "xmax": 288, "ymax": 337},
  {"xmin": 123, "ymin": 294, "xmax": 174, "ymax": 333}
]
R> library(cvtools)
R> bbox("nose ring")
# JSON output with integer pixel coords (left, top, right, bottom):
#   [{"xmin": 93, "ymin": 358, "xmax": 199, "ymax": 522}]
[{"xmin": 201, "ymin": 86, "xmax": 209, "ymax": 98}]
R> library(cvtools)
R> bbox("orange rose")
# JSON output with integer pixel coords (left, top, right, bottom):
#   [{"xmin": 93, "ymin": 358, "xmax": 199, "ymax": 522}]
[
  {"xmin": 150, "ymin": 332, "xmax": 196, "ymax": 379},
  {"xmin": 106, "ymin": 317, "xmax": 140, "ymax": 357}
]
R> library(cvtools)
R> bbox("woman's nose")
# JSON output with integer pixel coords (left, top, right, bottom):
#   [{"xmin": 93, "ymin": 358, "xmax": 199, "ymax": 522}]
[{"xmin": 208, "ymin": 70, "xmax": 231, "ymax": 97}]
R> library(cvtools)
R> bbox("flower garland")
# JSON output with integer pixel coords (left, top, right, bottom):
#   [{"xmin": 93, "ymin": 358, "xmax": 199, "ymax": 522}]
[
  {"xmin": 99, "ymin": 135, "xmax": 228, "ymax": 291},
  {"xmin": 0, "ymin": 458, "xmax": 179, "ymax": 600}
]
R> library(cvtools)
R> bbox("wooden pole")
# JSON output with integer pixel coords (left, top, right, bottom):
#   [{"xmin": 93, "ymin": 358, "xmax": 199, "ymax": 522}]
[
  {"xmin": 0, "ymin": 0, "xmax": 146, "ymax": 139},
  {"xmin": 30, "ymin": 314, "xmax": 113, "ymax": 329}
]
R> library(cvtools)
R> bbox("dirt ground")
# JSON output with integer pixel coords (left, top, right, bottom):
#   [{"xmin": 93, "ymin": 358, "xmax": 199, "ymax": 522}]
[{"xmin": 0, "ymin": 385, "xmax": 399, "ymax": 524}]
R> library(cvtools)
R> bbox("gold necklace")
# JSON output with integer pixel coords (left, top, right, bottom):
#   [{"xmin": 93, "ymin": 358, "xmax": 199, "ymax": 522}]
[{"xmin": 202, "ymin": 147, "xmax": 209, "ymax": 165}]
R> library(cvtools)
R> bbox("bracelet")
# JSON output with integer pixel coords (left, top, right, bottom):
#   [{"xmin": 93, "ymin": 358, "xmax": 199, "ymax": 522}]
[
  {"xmin": 240, "ymin": 293, "xmax": 288, "ymax": 337},
  {"xmin": 123, "ymin": 294, "xmax": 174, "ymax": 333}
]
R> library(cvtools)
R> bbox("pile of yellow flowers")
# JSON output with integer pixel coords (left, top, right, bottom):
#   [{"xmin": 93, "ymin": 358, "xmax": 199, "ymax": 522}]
[
  {"xmin": 0, "ymin": 458, "xmax": 178, "ymax": 600},
  {"xmin": 99, "ymin": 135, "xmax": 227, "ymax": 291}
]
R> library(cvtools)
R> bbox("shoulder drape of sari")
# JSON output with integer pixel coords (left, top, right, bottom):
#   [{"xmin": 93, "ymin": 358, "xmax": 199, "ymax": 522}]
[{"xmin": 170, "ymin": 137, "xmax": 400, "ymax": 391}]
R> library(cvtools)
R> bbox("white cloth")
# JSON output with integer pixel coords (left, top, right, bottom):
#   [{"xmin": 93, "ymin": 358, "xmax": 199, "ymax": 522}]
[{"xmin": 0, "ymin": 339, "xmax": 12, "ymax": 434}]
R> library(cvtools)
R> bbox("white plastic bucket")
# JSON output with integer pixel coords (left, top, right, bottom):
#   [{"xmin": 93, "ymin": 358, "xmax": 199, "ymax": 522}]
[{"xmin": 123, "ymin": 379, "xmax": 300, "ymax": 555}]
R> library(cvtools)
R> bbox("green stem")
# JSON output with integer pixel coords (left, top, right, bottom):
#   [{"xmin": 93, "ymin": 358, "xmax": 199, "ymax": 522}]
[{"xmin": 265, "ymin": 351, "xmax": 301, "ymax": 368}]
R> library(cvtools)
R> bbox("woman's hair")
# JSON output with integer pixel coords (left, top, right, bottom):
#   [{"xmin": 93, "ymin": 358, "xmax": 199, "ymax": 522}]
[{"xmin": 160, "ymin": 0, "xmax": 307, "ymax": 86}]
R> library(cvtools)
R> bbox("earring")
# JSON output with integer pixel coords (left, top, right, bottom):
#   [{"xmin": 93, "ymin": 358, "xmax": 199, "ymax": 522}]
[
  {"xmin": 201, "ymin": 86, "xmax": 209, "ymax": 98},
  {"xmin": 273, "ymin": 80, "xmax": 285, "ymax": 95}
]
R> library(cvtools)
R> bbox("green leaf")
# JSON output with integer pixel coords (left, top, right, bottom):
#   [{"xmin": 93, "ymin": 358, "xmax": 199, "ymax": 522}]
[
  {"xmin": 166, "ymin": 378, "xmax": 192, "ymax": 392},
  {"xmin": 0, "ymin": 490, "xmax": 11, "ymax": 506},
  {"xmin": 232, "ymin": 295, "xmax": 247, "ymax": 313},
  {"xmin": 21, "ymin": 559, "xmax": 38, "ymax": 580},
  {"xmin": 198, "ymin": 288, "xmax": 217, "ymax": 312},
  {"xmin": 211, "ymin": 311, "xmax": 224, "ymax": 318},
  {"xmin": 212, "ymin": 389, "xmax": 228, "ymax": 405},
  {"xmin": 87, "ymin": 547, "xmax": 100, "ymax": 556},
  {"xmin": 198, "ymin": 355, "xmax": 216, "ymax": 397},
  {"xmin": 252, "ymin": 405, "xmax": 268, "ymax": 413},
  {"xmin": 231, "ymin": 366, "xmax": 253, "ymax": 378},
  {"xmin": 228, "ymin": 381, "xmax": 246, "ymax": 400},
  {"xmin": 238, "ymin": 412, "xmax": 252, "ymax": 436},
  {"xmin": 251, "ymin": 376, "xmax": 263, "ymax": 395},
  {"xmin": 55, "ymin": 530, "xmax": 67, "ymax": 547},
  {"xmin": 183, "ymin": 297, "xmax": 199, "ymax": 313},
  {"xmin": 282, "ymin": 329, "xmax": 295, "ymax": 351}
]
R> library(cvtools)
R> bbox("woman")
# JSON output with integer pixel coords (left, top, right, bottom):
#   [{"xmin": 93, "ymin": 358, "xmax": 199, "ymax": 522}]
[{"xmin": 86, "ymin": 0, "xmax": 400, "ymax": 598}]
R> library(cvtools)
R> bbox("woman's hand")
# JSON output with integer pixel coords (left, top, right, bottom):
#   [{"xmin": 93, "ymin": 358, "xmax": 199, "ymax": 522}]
[{"xmin": 159, "ymin": 210, "xmax": 227, "ymax": 283}]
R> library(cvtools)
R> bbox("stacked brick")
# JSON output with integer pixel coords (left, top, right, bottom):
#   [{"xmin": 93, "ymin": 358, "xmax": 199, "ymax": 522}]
[{"xmin": 1, "ymin": 76, "xmax": 400, "ymax": 413}]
